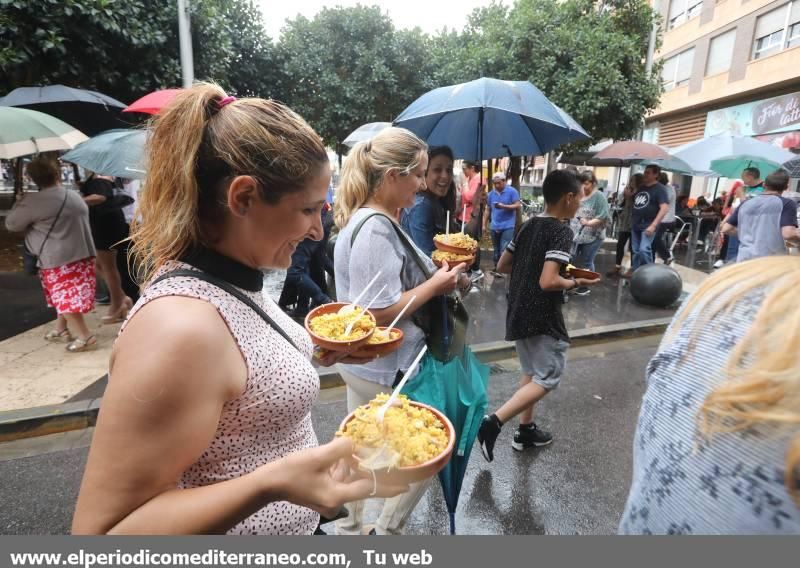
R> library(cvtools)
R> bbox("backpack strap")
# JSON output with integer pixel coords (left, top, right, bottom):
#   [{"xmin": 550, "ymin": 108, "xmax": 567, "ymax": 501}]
[
  {"xmin": 150, "ymin": 269, "xmax": 301, "ymax": 352},
  {"xmin": 349, "ymin": 211, "xmax": 433, "ymax": 279}
]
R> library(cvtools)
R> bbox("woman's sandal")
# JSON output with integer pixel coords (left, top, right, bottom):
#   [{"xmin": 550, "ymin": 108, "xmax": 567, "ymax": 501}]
[
  {"xmin": 44, "ymin": 329, "xmax": 73, "ymax": 343},
  {"xmin": 66, "ymin": 336, "xmax": 97, "ymax": 353}
]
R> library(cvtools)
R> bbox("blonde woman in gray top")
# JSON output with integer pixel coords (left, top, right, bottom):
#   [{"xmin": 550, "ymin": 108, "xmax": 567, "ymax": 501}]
[
  {"xmin": 6, "ymin": 156, "xmax": 97, "ymax": 352},
  {"xmin": 333, "ymin": 127, "xmax": 471, "ymax": 534}
]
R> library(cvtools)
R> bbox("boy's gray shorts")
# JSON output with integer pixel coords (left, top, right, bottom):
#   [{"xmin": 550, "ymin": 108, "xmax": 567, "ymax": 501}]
[{"xmin": 515, "ymin": 335, "xmax": 570, "ymax": 390}]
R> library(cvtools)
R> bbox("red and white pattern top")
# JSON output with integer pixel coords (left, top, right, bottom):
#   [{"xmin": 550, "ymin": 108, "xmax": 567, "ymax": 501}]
[{"xmin": 120, "ymin": 261, "xmax": 320, "ymax": 535}]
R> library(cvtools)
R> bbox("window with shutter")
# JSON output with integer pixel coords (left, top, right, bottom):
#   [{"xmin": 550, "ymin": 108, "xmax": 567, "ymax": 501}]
[{"xmin": 706, "ymin": 30, "xmax": 736, "ymax": 76}]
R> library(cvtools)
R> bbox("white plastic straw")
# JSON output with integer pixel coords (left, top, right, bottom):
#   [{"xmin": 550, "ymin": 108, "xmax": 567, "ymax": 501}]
[
  {"xmin": 344, "ymin": 284, "xmax": 387, "ymax": 337},
  {"xmin": 446, "ymin": 210, "xmax": 450, "ymax": 237},
  {"xmin": 461, "ymin": 204, "xmax": 467, "ymax": 233},
  {"xmin": 376, "ymin": 345, "xmax": 428, "ymax": 423},
  {"xmin": 380, "ymin": 295, "xmax": 416, "ymax": 339},
  {"xmin": 344, "ymin": 270, "xmax": 382, "ymax": 312}
]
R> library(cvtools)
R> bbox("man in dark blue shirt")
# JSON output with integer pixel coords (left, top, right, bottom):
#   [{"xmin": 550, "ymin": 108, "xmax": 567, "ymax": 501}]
[{"xmin": 631, "ymin": 164, "xmax": 669, "ymax": 270}]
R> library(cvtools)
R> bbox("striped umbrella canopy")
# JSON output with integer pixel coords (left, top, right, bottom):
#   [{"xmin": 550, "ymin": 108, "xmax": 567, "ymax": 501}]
[{"xmin": 0, "ymin": 106, "xmax": 88, "ymax": 159}]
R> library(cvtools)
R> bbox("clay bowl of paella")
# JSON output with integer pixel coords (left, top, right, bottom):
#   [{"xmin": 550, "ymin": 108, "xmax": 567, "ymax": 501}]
[
  {"xmin": 431, "ymin": 249, "xmax": 475, "ymax": 269},
  {"xmin": 348, "ymin": 326, "xmax": 404, "ymax": 359},
  {"xmin": 433, "ymin": 232, "xmax": 478, "ymax": 255},
  {"xmin": 337, "ymin": 393, "xmax": 455, "ymax": 486},
  {"xmin": 305, "ymin": 302, "xmax": 376, "ymax": 351}
]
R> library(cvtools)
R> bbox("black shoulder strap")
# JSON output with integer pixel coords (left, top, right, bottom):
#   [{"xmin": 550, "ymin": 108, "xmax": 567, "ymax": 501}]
[
  {"xmin": 36, "ymin": 190, "xmax": 69, "ymax": 264},
  {"xmin": 150, "ymin": 269, "xmax": 301, "ymax": 352},
  {"xmin": 349, "ymin": 211, "xmax": 433, "ymax": 279}
]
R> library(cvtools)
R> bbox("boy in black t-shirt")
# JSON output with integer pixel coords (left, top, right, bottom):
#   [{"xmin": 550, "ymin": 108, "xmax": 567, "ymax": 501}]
[{"xmin": 477, "ymin": 170, "xmax": 600, "ymax": 461}]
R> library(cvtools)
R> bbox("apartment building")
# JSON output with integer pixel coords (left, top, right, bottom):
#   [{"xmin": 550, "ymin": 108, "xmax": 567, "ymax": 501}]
[{"xmin": 644, "ymin": 0, "xmax": 800, "ymax": 191}]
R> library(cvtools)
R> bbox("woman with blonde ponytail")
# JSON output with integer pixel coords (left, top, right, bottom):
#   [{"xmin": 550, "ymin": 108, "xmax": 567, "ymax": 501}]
[
  {"xmin": 620, "ymin": 256, "xmax": 800, "ymax": 534},
  {"xmin": 72, "ymin": 83, "xmax": 405, "ymax": 536},
  {"xmin": 333, "ymin": 127, "xmax": 472, "ymax": 535}
]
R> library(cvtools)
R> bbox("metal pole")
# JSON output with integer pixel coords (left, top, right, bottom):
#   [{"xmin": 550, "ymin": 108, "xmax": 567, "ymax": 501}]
[
  {"xmin": 639, "ymin": 4, "xmax": 659, "ymax": 141},
  {"xmin": 177, "ymin": 0, "xmax": 194, "ymax": 88}
]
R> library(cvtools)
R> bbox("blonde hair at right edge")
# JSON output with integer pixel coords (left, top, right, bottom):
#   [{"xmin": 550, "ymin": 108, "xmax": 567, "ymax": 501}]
[
  {"xmin": 334, "ymin": 127, "xmax": 427, "ymax": 229},
  {"xmin": 667, "ymin": 256, "xmax": 800, "ymax": 504}
]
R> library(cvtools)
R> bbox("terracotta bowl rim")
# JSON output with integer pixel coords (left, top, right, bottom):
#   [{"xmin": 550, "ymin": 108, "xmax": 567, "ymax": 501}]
[
  {"xmin": 304, "ymin": 302, "xmax": 377, "ymax": 346},
  {"xmin": 338, "ymin": 400, "xmax": 455, "ymax": 472}
]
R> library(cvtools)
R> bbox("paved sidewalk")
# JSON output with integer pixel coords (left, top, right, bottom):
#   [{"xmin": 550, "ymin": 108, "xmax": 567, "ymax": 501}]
[
  {"xmin": 0, "ymin": 311, "xmax": 120, "ymax": 412},
  {"xmin": 0, "ymin": 243, "xmax": 707, "ymax": 414}
]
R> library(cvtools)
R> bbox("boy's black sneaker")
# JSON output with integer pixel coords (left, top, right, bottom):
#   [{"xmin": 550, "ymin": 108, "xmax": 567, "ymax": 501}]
[
  {"xmin": 511, "ymin": 423, "xmax": 553, "ymax": 451},
  {"xmin": 477, "ymin": 414, "xmax": 502, "ymax": 462}
]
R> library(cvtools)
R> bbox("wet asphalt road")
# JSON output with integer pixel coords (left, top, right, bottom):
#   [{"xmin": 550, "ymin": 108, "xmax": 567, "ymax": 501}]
[{"xmin": 0, "ymin": 337, "xmax": 657, "ymax": 535}]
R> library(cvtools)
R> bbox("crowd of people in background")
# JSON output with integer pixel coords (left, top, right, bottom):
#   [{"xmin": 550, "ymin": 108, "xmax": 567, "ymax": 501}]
[{"xmin": 3, "ymin": 83, "xmax": 799, "ymax": 535}]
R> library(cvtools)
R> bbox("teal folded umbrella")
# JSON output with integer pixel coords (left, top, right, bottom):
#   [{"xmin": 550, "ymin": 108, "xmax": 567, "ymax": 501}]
[
  {"xmin": 61, "ymin": 128, "xmax": 146, "ymax": 179},
  {"xmin": 401, "ymin": 347, "xmax": 490, "ymax": 534}
]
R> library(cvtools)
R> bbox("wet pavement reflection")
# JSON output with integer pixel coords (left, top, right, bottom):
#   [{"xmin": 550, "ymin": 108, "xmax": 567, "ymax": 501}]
[{"xmin": 265, "ymin": 244, "xmax": 678, "ymax": 346}]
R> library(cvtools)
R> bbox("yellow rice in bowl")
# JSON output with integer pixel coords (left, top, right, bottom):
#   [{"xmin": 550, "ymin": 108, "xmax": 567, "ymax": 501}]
[
  {"xmin": 337, "ymin": 394, "xmax": 448, "ymax": 467},
  {"xmin": 366, "ymin": 329, "xmax": 401, "ymax": 345},
  {"xmin": 309, "ymin": 311, "xmax": 374, "ymax": 341},
  {"xmin": 434, "ymin": 232, "xmax": 478, "ymax": 250},
  {"xmin": 432, "ymin": 250, "xmax": 474, "ymax": 264}
]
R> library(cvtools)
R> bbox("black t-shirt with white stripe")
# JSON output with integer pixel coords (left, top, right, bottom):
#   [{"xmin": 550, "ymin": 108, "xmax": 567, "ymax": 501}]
[{"xmin": 505, "ymin": 216, "xmax": 574, "ymax": 343}]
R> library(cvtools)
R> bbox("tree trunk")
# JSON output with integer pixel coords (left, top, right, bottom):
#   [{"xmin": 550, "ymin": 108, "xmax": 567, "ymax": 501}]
[{"xmin": 510, "ymin": 156, "xmax": 521, "ymax": 188}]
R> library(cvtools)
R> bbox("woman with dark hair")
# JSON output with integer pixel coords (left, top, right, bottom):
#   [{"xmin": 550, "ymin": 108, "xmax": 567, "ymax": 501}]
[
  {"xmin": 607, "ymin": 173, "xmax": 641, "ymax": 278},
  {"xmin": 401, "ymin": 146, "xmax": 458, "ymax": 255},
  {"xmin": 80, "ymin": 172, "xmax": 132, "ymax": 322},
  {"xmin": 570, "ymin": 171, "xmax": 610, "ymax": 294}
]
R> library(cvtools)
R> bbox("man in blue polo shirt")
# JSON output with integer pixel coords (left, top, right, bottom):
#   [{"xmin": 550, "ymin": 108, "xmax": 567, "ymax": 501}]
[{"xmin": 484, "ymin": 172, "xmax": 520, "ymax": 276}]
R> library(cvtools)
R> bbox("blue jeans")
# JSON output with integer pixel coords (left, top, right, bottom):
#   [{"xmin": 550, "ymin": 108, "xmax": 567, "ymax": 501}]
[
  {"xmin": 572, "ymin": 237, "xmax": 604, "ymax": 272},
  {"xmin": 491, "ymin": 228, "xmax": 514, "ymax": 265},
  {"xmin": 725, "ymin": 234, "xmax": 740, "ymax": 262},
  {"xmin": 631, "ymin": 227, "xmax": 655, "ymax": 269}
]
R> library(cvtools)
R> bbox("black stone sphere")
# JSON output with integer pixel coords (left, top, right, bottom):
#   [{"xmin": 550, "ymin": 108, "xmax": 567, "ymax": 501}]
[{"xmin": 630, "ymin": 264, "xmax": 683, "ymax": 307}]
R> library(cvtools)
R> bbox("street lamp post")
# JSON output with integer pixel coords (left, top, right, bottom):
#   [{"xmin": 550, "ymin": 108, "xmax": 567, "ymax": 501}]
[{"xmin": 177, "ymin": 0, "xmax": 194, "ymax": 88}]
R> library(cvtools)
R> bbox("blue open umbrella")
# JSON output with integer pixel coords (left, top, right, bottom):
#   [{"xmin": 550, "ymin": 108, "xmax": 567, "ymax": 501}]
[
  {"xmin": 393, "ymin": 77, "xmax": 589, "ymax": 162},
  {"xmin": 61, "ymin": 129, "xmax": 146, "ymax": 179}
]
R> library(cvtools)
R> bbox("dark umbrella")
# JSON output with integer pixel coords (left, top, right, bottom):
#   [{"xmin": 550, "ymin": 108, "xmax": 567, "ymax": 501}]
[
  {"xmin": 394, "ymin": 77, "xmax": 589, "ymax": 163},
  {"xmin": 0, "ymin": 85, "xmax": 130, "ymax": 136},
  {"xmin": 784, "ymin": 156, "xmax": 800, "ymax": 177}
]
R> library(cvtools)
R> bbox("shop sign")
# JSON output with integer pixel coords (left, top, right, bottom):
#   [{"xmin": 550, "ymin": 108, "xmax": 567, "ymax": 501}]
[{"xmin": 705, "ymin": 91, "xmax": 800, "ymax": 137}]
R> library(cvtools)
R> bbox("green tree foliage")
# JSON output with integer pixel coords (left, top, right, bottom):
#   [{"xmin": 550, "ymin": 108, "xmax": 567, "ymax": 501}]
[
  {"xmin": 277, "ymin": 5, "xmax": 436, "ymax": 150},
  {"xmin": 0, "ymin": 0, "xmax": 278, "ymax": 103},
  {"xmin": 1, "ymin": 0, "xmax": 660, "ymax": 146},
  {"xmin": 436, "ymin": 0, "xmax": 662, "ymax": 142}
]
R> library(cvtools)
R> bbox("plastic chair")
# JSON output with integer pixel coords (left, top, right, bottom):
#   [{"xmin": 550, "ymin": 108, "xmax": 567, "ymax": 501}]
[{"xmin": 669, "ymin": 217, "xmax": 692, "ymax": 254}]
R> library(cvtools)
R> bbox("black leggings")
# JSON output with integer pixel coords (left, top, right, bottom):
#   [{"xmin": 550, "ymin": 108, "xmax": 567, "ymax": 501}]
[{"xmin": 615, "ymin": 231, "xmax": 631, "ymax": 266}]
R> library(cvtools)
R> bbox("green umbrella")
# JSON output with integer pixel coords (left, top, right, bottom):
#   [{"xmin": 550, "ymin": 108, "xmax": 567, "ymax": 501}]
[
  {"xmin": 709, "ymin": 152, "xmax": 794, "ymax": 179},
  {"xmin": 0, "ymin": 106, "xmax": 88, "ymax": 159},
  {"xmin": 61, "ymin": 129, "xmax": 146, "ymax": 179}
]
